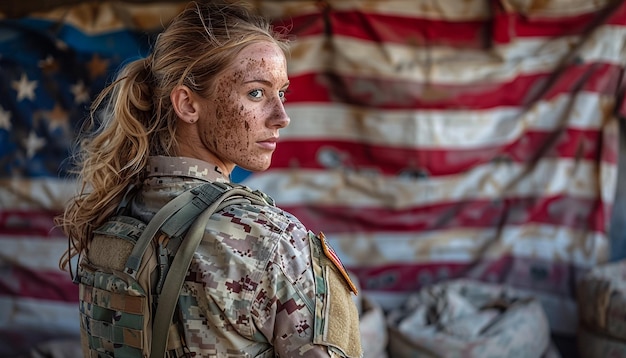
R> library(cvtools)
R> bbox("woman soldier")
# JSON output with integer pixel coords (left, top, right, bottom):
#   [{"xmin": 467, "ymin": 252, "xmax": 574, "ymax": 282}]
[{"xmin": 57, "ymin": 1, "xmax": 362, "ymax": 357}]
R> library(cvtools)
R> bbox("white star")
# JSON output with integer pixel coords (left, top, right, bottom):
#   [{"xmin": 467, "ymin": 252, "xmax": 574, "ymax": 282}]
[
  {"xmin": 23, "ymin": 130, "xmax": 46, "ymax": 158},
  {"xmin": 70, "ymin": 80, "xmax": 90, "ymax": 104},
  {"xmin": 11, "ymin": 73, "xmax": 37, "ymax": 102},
  {"xmin": 42, "ymin": 104, "xmax": 69, "ymax": 131},
  {"xmin": 0, "ymin": 106, "xmax": 11, "ymax": 130}
]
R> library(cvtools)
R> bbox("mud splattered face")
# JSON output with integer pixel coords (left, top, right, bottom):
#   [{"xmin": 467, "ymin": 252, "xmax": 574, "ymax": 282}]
[{"xmin": 196, "ymin": 41, "xmax": 290, "ymax": 173}]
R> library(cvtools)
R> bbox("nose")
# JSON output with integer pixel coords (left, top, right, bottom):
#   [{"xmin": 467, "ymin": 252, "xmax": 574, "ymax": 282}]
[{"xmin": 270, "ymin": 99, "xmax": 290, "ymax": 129}]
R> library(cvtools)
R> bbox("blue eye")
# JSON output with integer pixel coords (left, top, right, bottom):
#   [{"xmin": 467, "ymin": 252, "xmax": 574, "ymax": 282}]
[{"xmin": 249, "ymin": 89, "xmax": 263, "ymax": 99}]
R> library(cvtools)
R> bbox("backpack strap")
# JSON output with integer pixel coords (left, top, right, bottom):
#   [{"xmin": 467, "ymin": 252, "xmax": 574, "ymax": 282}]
[
  {"xmin": 150, "ymin": 185, "xmax": 263, "ymax": 358},
  {"xmin": 124, "ymin": 182, "xmax": 232, "ymax": 278}
]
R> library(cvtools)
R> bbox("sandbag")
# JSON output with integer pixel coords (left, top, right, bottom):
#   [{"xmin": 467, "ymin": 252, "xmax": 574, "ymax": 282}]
[
  {"xmin": 386, "ymin": 279, "xmax": 557, "ymax": 358},
  {"xmin": 577, "ymin": 259, "xmax": 626, "ymax": 357}
]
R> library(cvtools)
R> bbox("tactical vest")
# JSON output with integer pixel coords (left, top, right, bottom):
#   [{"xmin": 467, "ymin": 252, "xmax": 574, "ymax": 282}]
[{"xmin": 75, "ymin": 181, "xmax": 273, "ymax": 358}]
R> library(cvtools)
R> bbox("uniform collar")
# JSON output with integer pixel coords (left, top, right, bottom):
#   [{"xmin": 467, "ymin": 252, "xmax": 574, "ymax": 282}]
[{"xmin": 146, "ymin": 156, "xmax": 230, "ymax": 182}]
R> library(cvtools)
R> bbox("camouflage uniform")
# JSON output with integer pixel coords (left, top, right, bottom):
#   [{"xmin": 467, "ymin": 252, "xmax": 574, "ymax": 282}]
[{"xmin": 130, "ymin": 156, "xmax": 362, "ymax": 358}]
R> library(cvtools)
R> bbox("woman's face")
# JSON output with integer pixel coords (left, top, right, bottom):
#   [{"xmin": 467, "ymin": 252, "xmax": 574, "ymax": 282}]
[{"xmin": 196, "ymin": 41, "xmax": 290, "ymax": 174}]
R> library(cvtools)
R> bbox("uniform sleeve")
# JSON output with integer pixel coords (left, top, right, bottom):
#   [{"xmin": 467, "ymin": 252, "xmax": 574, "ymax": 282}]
[{"xmin": 251, "ymin": 221, "xmax": 363, "ymax": 358}]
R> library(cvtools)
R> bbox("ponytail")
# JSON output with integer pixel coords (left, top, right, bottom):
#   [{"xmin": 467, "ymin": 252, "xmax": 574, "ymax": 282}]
[{"xmin": 57, "ymin": 56, "xmax": 176, "ymax": 271}]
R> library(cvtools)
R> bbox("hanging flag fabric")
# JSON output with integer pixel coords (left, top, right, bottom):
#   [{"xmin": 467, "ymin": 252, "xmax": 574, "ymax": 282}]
[
  {"xmin": 1, "ymin": 0, "xmax": 625, "ymax": 356},
  {"xmin": 243, "ymin": 0, "xmax": 626, "ymax": 336}
]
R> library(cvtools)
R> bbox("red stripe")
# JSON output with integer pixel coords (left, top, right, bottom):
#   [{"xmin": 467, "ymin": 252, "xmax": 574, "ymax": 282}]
[
  {"xmin": 282, "ymin": 195, "xmax": 608, "ymax": 234},
  {"xmin": 273, "ymin": 129, "xmax": 615, "ymax": 177},
  {"xmin": 0, "ymin": 264, "xmax": 77, "ymax": 302},
  {"xmin": 491, "ymin": 1, "xmax": 626, "ymax": 44},
  {"xmin": 0, "ymin": 210, "xmax": 64, "ymax": 237},
  {"xmin": 275, "ymin": 12, "xmax": 325, "ymax": 38},
  {"xmin": 326, "ymin": 11, "xmax": 486, "ymax": 48},
  {"xmin": 276, "ymin": 4, "xmax": 626, "ymax": 45},
  {"xmin": 286, "ymin": 62, "xmax": 623, "ymax": 110},
  {"xmin": 276, "ymin": 11, "xmax": 485, "ymax": 47},
  {"xmin": 348, "ymin": 254, "xmax": 583, "ymax": 294}
]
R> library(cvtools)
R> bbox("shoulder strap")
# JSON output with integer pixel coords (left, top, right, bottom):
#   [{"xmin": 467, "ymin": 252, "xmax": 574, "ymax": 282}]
[
  {"xmin": 124, "ymin": 182, "xmax": 234, "ymax": 277},
  {"xmin": 149, "ymin": 184, "xmax": 266, "ymax": 358}
]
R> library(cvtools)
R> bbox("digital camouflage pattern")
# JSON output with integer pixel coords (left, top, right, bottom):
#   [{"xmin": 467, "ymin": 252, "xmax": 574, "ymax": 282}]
[
  {"xmin": 78, "ymin": 211, "xmax": 188, "ymax": 357},
  {"xmin": 94, "ymin": 156, "xmax": 363, "ymax": 357}
]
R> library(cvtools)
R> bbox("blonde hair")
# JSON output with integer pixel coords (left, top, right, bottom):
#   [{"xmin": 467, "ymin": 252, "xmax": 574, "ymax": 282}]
[{"xmin": 57, "ymin": 1, "xmax": 289, "ymax": 271}]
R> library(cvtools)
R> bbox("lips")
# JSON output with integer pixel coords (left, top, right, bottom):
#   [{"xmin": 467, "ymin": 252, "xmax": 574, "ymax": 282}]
[{"xmin": 257, "ymin": 137, "xmax": 278, "ymax": 150}]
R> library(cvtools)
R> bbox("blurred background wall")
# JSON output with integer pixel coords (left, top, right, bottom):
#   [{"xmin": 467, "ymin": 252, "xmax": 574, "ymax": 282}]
[{"xmin": 1, "ymin": 0, "xmax": 625, "ymax": 356}]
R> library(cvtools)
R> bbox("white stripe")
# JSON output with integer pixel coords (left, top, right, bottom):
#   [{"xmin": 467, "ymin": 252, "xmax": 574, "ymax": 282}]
[
  {"xmin": 288, "ymin": 25, "xmax": 626, "ymax": 82},
  {"xmin": 0, "ymin": 296, "xmax": 79, "ymax": 334},
  {"xmin": 246, "ymin": 159, "xmax": 616, "ymax": 208},
  {"xmin": 366, "ymin": 287, "xmax": 578, "ymax": 334},
  {"xmin": 325, "ymin": 225, "xmax": 608, "ymax": 267},
  {"xmin": 0, "ymin": 178, "xmax": 78, "ymax": 211},
  {"xmin": 0, "ymin": 236, "xmax": 69, "ymax": 271},
  {"xmin": 601, "ymin": 118, "xmax": 620, "ymax": 204},
  {"xmin": 260, "ymin": 0, "xmax": 607, "ymax": 22},
  {"xmin": 283, "ymin": 92, "xmax": 613, "ymax": 148},
  {"xmin": 495, "ymin": 25, "xmax": 626, "ymax": 64}
]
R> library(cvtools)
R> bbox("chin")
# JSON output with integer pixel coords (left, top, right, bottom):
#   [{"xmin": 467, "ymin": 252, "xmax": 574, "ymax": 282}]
[{"xmin": 241, "ymin": 163, "xmax": 271, "ymax": 173}]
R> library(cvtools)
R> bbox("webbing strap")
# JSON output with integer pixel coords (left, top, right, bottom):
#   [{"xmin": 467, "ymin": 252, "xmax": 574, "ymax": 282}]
[
  {"xmin": 150, "ymin": 188, "xmax": 253, "ymax": 358},
  {"xmin": 124, "ymin": 182, "xmax": 230, "ymax": 277},
  {"xmin": 124, "ymin": 190, "xmax": 197, "ymax": 277},
  {"xmin": 80, "ymin": 284, "xmax": 145, "ymax": 315},
  {"xmin": 87, "ymin": 318, "xmax": 144, "ymax": 349},
  {"xmin": 159, "ymin": 182, "xmax": 231, "ymax": 239}
]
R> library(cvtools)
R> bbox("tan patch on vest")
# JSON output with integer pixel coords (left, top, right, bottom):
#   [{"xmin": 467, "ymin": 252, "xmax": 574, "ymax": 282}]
[
  {"xmin": 326, "ymin": 266, "xmax": 363, "ymax": 358},
  {"xmin": 88, "ymin": 235, "xmax": 133, "ymax": 271}
]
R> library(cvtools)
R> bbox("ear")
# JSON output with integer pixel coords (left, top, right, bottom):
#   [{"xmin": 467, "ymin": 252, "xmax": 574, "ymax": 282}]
[{"xmin": 171, "ymin": 85, "xmax": 200, "ymax": 124}]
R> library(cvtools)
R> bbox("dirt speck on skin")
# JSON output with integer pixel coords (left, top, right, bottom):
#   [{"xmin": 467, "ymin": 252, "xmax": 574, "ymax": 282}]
[
  {"xmin": 208, "ymin": 68, "xmax": 252, "ymax": 154},
  {"xmin": 197, "ymin": 41, "xmax": 287, "ymax": 171}
]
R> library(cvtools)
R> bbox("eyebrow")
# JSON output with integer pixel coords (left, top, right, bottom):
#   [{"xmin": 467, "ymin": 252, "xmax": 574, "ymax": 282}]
[{"xmin": 244, "ymin": 79, "xmax": 290, "ymax": 88}]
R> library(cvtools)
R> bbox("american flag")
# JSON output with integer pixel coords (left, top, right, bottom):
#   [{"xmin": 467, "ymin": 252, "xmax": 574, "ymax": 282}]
[
  {"xmin": 243, "ymin": 0, "xmax": 626, "ymax": 336},
  {"xmin": 1, "ymin": 0, "xmax": 625, "ymax": 356}
]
